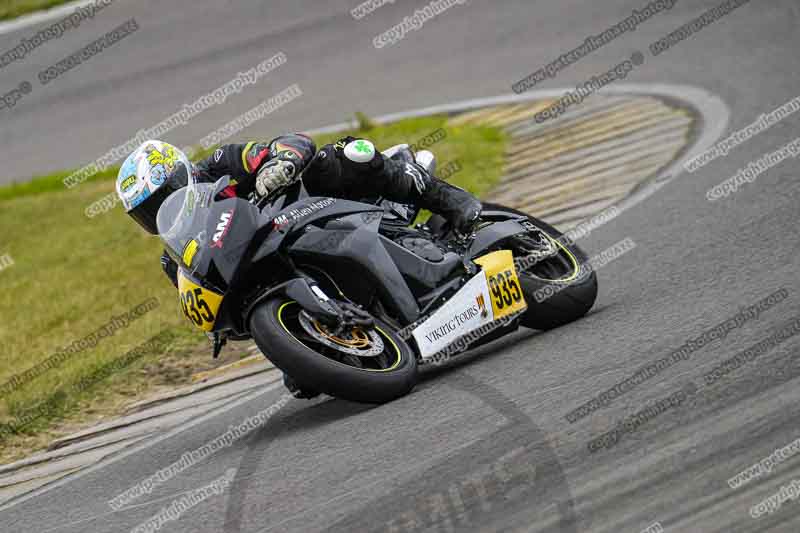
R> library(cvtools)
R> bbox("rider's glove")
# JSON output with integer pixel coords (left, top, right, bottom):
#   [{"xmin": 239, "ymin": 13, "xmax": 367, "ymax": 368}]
[{"xmin": 255, "ymin": 159, "xmax": 297, "ymax": 198}]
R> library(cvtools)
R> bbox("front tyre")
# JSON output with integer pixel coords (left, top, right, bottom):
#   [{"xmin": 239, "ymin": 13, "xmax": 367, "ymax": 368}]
[{"xmin": 249, "ymin": 299, "xmax": 418, "ymax": 403}]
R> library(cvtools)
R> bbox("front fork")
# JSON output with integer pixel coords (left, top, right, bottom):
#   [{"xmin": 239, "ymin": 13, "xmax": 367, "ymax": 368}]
[{"xmin": 209, "ymin": 332, "xmax": 226, "ymax": 359}]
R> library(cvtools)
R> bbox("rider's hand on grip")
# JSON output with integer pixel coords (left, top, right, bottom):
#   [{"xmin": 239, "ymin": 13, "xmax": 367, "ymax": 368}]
[{"xmin": 255, "ymin": 159, "xmax": 297, "ymax": 198}]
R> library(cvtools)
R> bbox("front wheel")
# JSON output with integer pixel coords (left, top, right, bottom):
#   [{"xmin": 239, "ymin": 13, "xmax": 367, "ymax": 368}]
[{"xmin": 249, "ymin": 299, "xmax": 418, "ymax": 403}]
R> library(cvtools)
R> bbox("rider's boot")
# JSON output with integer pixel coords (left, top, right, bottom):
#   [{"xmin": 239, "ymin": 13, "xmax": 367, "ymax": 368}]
[{"xmin": 412, "ymin": 167, "xmax": 482, "ymax": 235}]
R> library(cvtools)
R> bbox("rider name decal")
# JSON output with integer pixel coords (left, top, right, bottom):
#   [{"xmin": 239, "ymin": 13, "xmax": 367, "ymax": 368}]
[{"xmin": 272, "ymin": 198, "xmax": 336, "ymax": 230}]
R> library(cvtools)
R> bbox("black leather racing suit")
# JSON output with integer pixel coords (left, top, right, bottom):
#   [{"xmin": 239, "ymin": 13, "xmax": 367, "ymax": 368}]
[{"xmin": 161, "ymin": 133, "xmax": 481, "ymax": 286}]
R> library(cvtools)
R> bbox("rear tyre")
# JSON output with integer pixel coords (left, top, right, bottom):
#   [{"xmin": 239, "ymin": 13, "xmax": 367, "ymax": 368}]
[
  {"xmin": 249, "ymin": 299, "xmax": 418, "ymax": 403},
  {"xmin": 481, "ymin": 202, "xmax": 598, "ymax": 330}
]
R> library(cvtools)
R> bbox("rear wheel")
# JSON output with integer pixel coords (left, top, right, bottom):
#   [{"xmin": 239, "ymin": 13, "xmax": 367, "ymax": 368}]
[
  {"xmin": 249, "ymin": 299, "xmax": 418, "ymax": 403},
  {"xmin": 481, "ymin": 202, "xmax": 598, "ymax": 330}
]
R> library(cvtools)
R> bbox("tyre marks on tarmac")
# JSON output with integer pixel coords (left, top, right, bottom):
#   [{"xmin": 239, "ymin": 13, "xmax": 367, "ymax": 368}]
[{"xmin": 223, "ymin": 372, "xmax": 578, "ymax": 533}]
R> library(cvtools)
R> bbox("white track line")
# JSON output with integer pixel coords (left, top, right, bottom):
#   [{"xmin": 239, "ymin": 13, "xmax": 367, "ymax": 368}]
[{"xmin": 0, "ymin": 380, "xmax": 285, "ymax": 512}]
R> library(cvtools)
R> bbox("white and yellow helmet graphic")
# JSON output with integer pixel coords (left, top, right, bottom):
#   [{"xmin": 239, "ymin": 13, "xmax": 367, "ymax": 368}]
[{"xmin": 116, "ymin": 140, "xmax": 192, "ymax": 234}]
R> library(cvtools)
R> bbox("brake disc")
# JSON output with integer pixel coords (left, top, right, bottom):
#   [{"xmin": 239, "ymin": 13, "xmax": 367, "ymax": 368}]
[{"xmin": 298, "ymin": 311, "xmax": 385, "ymax": 357}]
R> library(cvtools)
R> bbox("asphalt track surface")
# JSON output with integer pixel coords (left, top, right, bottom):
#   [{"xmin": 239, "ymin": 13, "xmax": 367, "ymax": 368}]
[{"xmin": 2, "ymin": 1, "xmax": 800, "ymax": 532}]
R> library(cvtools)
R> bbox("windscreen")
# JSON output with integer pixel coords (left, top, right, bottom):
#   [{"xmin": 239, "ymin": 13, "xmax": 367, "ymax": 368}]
[{"xmin": 156, "ymin": 173, "xmax": 218, "ymax": 277}]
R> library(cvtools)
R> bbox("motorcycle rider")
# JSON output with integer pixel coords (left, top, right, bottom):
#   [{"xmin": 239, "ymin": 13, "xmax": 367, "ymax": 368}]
[{"xmin": 116, "ymin": 134, "xmax": 482, "ymax": 397}]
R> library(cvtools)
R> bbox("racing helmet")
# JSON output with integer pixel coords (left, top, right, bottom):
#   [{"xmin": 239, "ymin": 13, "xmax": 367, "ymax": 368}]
[{"xmin": 116, "ymin": 140, "xmax": 192, "ymax": 234}]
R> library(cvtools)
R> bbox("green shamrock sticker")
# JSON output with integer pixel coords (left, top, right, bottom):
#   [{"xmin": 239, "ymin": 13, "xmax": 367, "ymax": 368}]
[{"xmin": 354, "ymin": 140, "xmax": 372, "ymax": 154}]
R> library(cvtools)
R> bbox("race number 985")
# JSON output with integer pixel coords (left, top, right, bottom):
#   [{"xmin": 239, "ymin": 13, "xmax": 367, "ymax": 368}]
[{"xmin": 488, "ymin": 269, "xmax": 522, "ymax": 310}]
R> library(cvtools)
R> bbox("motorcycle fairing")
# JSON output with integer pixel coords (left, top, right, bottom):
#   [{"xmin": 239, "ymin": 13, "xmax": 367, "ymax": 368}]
[
  {"xmin": 288, "ymin": 213, "xmax": 421, "ymax": 323},
  {"xmin": 379, "ymin": 235, "xmax": 463, "ymax": 290},
  {"xmin": 250, "ymin": 198, "xmax": 383, "ymax": 263},
  {"xmin": 467, "ymin": 219, "xmax": 529, "ymax": 259}
]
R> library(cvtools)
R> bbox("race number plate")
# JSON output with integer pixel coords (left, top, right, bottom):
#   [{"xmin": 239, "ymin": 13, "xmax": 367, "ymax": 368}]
[
  {"xmin": 177, "ymin": 270, "xmax": 223, "ymax": 331},
  {"xmin": 410, "ymin": 250, "xmax": 528, "ymax": 360},
  {"xmin": 474, "ymin": 250, "xmax": 527, "ymax": 319}
]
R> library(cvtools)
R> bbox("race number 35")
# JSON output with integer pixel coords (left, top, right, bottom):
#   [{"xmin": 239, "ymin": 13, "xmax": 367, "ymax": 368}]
[
  {"xmin": 177, "ymin": 270, "xmax": 224, "ymax": 331},
  {"xmin": 180, "ymin": 288, "xmax": 215, "ymax": 327}
]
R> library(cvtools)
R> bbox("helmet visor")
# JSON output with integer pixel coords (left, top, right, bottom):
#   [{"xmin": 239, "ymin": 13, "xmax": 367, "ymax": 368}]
[{"xmin": 127, "ymin": 161, "xmax": 190, "ymax": 235}]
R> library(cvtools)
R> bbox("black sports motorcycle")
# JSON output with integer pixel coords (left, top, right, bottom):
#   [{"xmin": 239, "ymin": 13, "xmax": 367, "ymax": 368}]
[{"xmin": 157, "ymin": 149, "xmax": 597, "ymax": 403}]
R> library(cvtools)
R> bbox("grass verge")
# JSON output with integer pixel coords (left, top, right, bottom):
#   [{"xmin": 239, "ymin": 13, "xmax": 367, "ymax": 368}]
[
  {"xmin": 0, "ymin": 114, "xmax": 507, "ymax": 463},
  {"xmin": 0, "ymin": 0, "xmax": 75, "ymax": 21}
]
